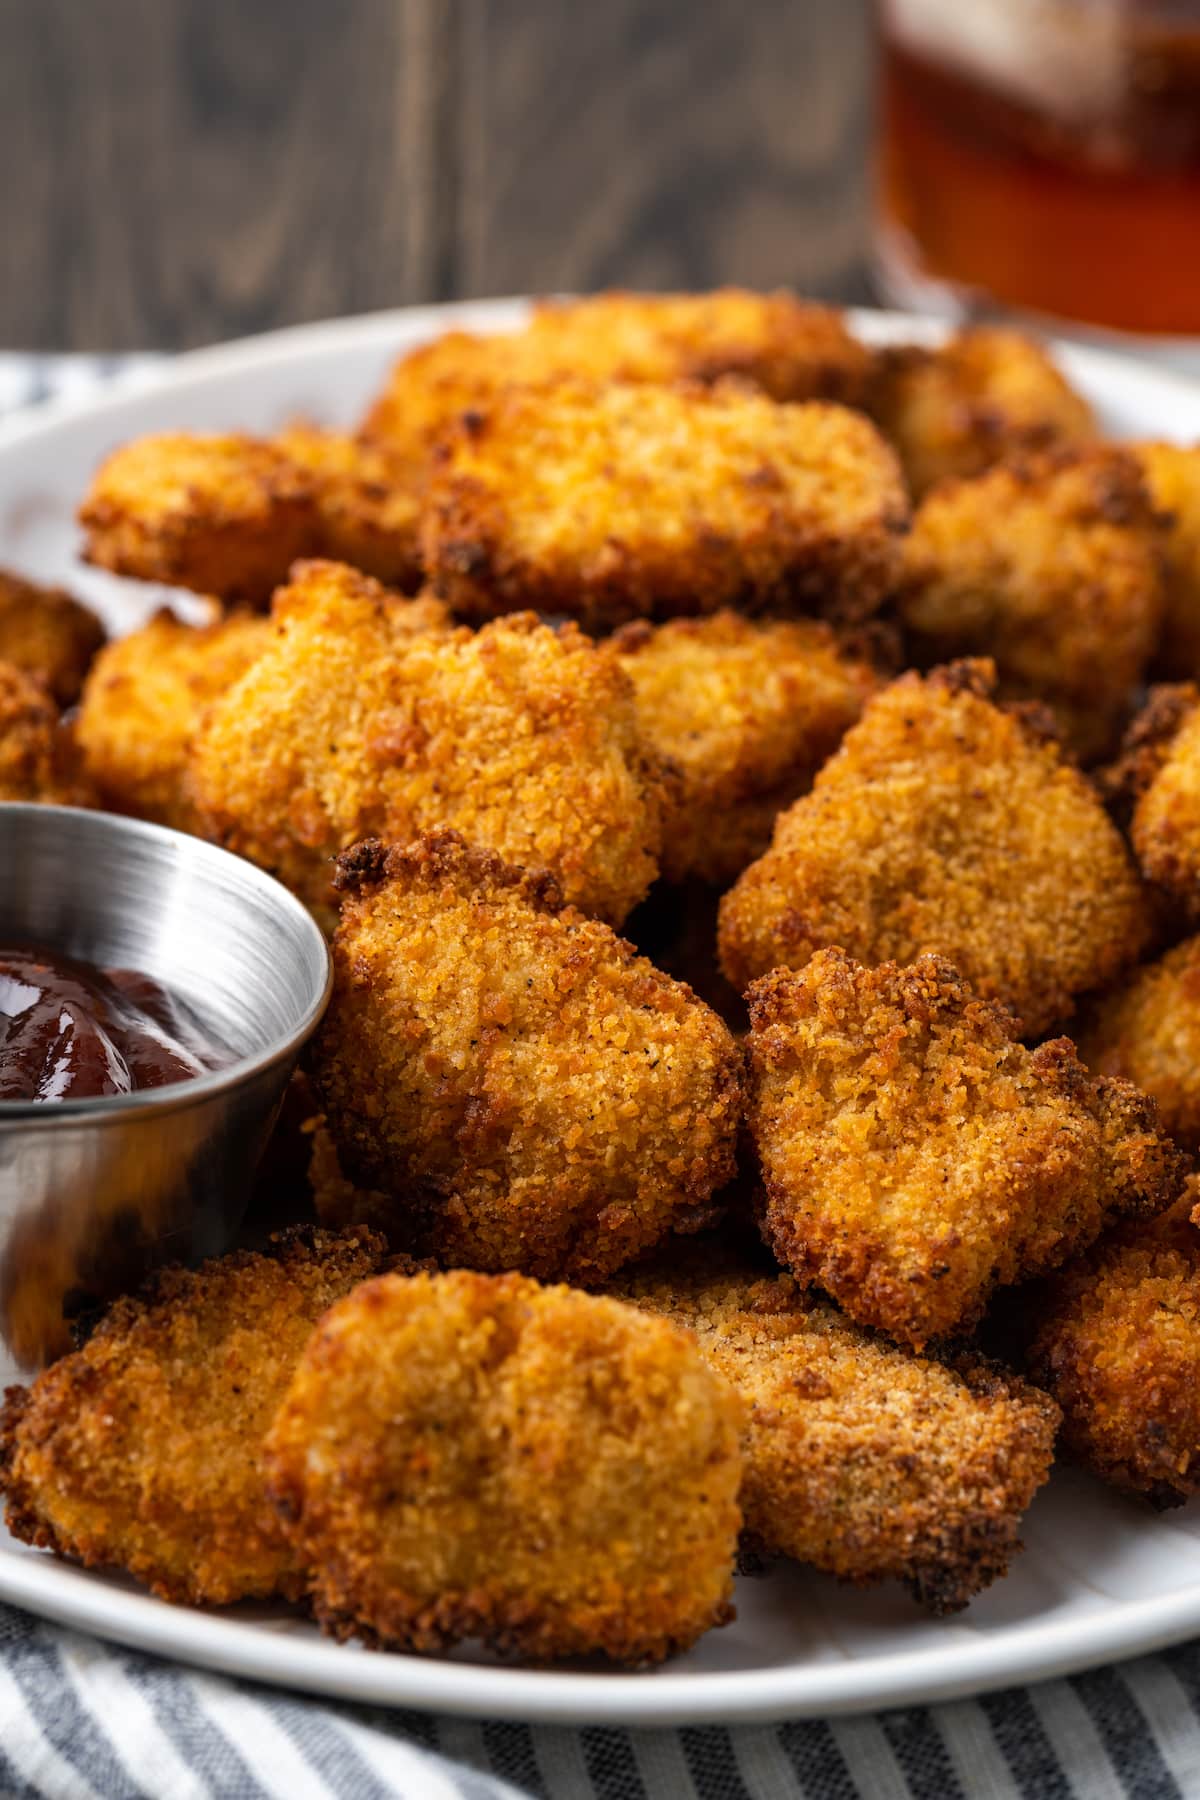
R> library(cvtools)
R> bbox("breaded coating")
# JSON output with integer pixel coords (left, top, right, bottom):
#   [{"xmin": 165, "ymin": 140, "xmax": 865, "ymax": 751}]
[
  {"xmin": 0, "ymin": 1227, "xmax": 387, "ymax": 1606},
  {"xmin": 616, "ymin": 1240, "xmax": 1059, "ymax": 1612},
  {"xmin": 0, "ymin": 568, "xmax": 104, "ymax": 707},
  {"xmin": 75, "ymin": 608, "xmax": 272, "ymax": 830},
  {"xmin": 625, "ymin": 881, "xmax": 748, "ymax": 1032},
  {"xmin": 869, "ymin": 327, "xmax": 1097, "ymax": 500},
  {"xmin": 1135, "ymin": 442, "xmax": 1200, "ymax": 679},
  {"xmin": 0, "ymin": 660, "xmax": 89, "ymax": 805},
  {"xmin": 1076, "ymin": 936, "xmax": 1200, "ymax": 1151},
  {"xmin": 719, "ymin": 660, "xmax": 1149, "ymax": 1035},
  {"xmin": 189, "ymin": 560, "xmax": 663, "ymax": 921},
  {"xmin": 1027, "ymin": 1190, "xmax": 1200, "ymax": 1505},
  {"xmin": 312, "ymin": 832, "xmax": 742, "ymax": 1282},
  {"xmin": 899, "ymin": 449, "xmax": 1165, "ymax": 762},
  {"xmin": 79, "ymin": 433, "xmax": 317, "ymax": 604},
  {"xmin": 273, "ymin": 425, "xmax": 422, "ymax": 590},
  {"xmin": 264, "ymin": 1268, "xmax": 743, "ymax": 1663},
  {"xmin": 1111, "ymin": 683, "xmax": 1200, "ymax": 917},
  {"xmin": 745, "ymin": 950, "xmax": 1185, "ymax": 1348},
  {"xmin": 421, "ymin": 380, "xmax": 908, "ymax": 631},
  {"xmin": 361, "ymin": 289, "xmax": 872, "ymax": 452},
  {"xmin": 613, "ymin": 612, "xmax": 879, "ymax": 884},
  {"xmin": 307, "ymin": 1110, "xmax": 395, "ymax": 1237}
]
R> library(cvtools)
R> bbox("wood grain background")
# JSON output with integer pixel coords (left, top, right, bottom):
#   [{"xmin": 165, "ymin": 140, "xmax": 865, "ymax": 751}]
[{"xmin": 0, "ymin": 0, "xmax": 875, "ymax": 349}]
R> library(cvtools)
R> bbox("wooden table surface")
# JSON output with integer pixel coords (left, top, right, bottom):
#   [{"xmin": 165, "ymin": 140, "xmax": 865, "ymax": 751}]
[{"xmin": 1, "ymin": 0, "xmax": 875, "ymax": 350}]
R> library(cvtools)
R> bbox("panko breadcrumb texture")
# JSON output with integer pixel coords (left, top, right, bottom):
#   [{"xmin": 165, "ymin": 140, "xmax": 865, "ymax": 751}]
[
  {"xmin": 272, "ymin": 425, "xmax": 422, "ymax": 590},
  {"xmin": 868, "ymin": 326, "xmax": 1097, "ymax": 499},
  {"xmin": 312, "ymin": 832, "xmax": 743, "ymax": 1282},
  {"xmin": 0, "ymin": 568, "xmax": 105, "ymax": 707},
  {"xmin": 188, "ymin": 560, "xmax": 664, "ymax": 921},
  {"xmin": 1026, "ymin": 1190, "xmax": 1200, "ymax": 1505},
  {"xmin": 616, "ymin": 1240, "xmax": 1060, "ymax": 1612},
  {"xmin": 1135, "ymin": 443, "xmax": 1200, "ymax": 680},
  {"xmin": 745, "ymin": 950, "xmax": 1185, "ymax": 1349},
  {"xmin": 264, "ymin": 1267, "xmax": 743, "ymax": 1664},
  {"xmin": 625, "ymin": 881, "xmax": 748, "ymax": 1033},
  {"xmin": 361, "ymin": 289, "xmax": 872, "ymax": 452},
  {"xmin": 899, "ymin": 448, "xmax": 1165, "ymax": 762},
  {"xmin": 421, "ymin": 379, "xmax": 909, "ymax": 631},
  {"xmin": 75, "ymin": 608, "xmax": 272, "ymax": 830},
  {"xmin": 612, "ymin": 612, "xmax": 880, "ymax": 884},
  {"xmin": 1076, "ymin": 936, "xmax": 1200, "ymax": 1151},
  {"xmin": 79, "ymin": 433, "xmax": 317, "ymax": 604},
  {"xmin": 718, "ymin": 659, "xmax": 1150, "ymax": 1036},
  {"xmin": 1109, "ymin": 683, "xmax": 1200, "ymax": 917},
  {"xmin": 0, "ymin": 1227, "xmax": 388, "ymax": 1606},
  {"xmin": 0, "ymin": 660, "xmax": 90, "ymax": 805}
]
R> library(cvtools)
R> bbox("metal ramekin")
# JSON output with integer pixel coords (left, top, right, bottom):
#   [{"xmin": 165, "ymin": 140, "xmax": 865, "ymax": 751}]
[{"xmin": 0, "ymin": 804, "xmax": 332, "ymax": 1376}]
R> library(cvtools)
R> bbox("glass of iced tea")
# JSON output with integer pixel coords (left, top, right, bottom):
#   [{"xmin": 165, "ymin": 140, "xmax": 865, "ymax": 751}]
[{"xmin": 875, "ymin": 0, "xmax": 1200, "ymax": 360}]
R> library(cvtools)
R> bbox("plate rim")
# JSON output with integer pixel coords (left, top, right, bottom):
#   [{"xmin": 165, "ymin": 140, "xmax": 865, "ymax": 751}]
[{"xmin": 3, "ymin": 295, "xmax": 1200, "ymax": 1724}]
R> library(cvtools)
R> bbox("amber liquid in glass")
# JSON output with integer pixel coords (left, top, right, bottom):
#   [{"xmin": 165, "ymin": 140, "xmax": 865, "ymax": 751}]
[{"xmin": 879, "ymin": 20, "xmax": 1200, "ymax": 335}]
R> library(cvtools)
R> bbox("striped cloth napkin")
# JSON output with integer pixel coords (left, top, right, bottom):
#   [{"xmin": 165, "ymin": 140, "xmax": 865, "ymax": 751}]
[{"xmin": 2, "ymin": 351, "xmax": 1200, "ymax": 1800}]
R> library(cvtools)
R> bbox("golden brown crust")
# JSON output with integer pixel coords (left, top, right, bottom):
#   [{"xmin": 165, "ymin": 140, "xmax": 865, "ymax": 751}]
[
  {"xmin": 899, "ymin": 448, "xmax": 1166, "ymax": 761},
  {"xmin": 612, "ymin": 611, "xmax": 880, "ymax": 884},
  {"xmin": 1117, "ymin": 686, "xmax": 1200, "ymax": 918},
  {"xmin": 188, "ymin": 560, "xmax": 665, "ymax": 921},
  {"xmin": 421, "ymin": 380, "xmax": 909, "ymax": 631},
  {"xmin": 624, "ymin": 880, "xmax": 749, "ymax": 1033},
  {"xmin": 868, "ymin": 327, "xmax": 1097, "ymax": 500},
  {"xmin": 1076, "ymin": 936, "xmax": 1200, "ymax": 1151},
  {"xmin": 75, "ymin": 608, "xmax": 272, "ymax": 830},
  {"xmin": 0, "ymin": 1227, "xmax": 388, "ymax": 1606},
  {"xmin": 264, "ymin": 1268, "xmax": 743, "ymax": 1664},
  {"xmin": 744, "ymin": 949, "xmax": 1186, "ymax": 1348},
  {"xmin": 1026, "ymin": 1189, "xmax": 1200, "ymax": 1504},
  {"xmin": 718, "ymin": 660, "xmax": 1149, "ymax": 1035},
  {"xmin": 312, "ymin": 829, "xmax": 743, "ymax": 1281},
  {"xmin": 273, "ymin": 425, "xmax": 423, "ymax": 589},
  {"xmin": 361, "ymin": 289, "xmax": 872, "ymax": 454},
  {"xmin": 1098, "ymin": 682, "xmax": 1200, "ymax": 828},
  {"xmin": 615, "ymin": 1238, "xmax": 1059, "ymax": 1612},
  {"xmin": 79, "ymin": 433, "xmax": 318, "ymax": 604},
  {"xmin": 0, "ymin": 659, "xmax": 92, "ymax": 805},
  {"xmin": 1134, "ymin": 442, "xmax": 1200, "ymax": 679},
  {"xmin": 0, "ymin": 569, "xmax": 105, "ymax": 707}
]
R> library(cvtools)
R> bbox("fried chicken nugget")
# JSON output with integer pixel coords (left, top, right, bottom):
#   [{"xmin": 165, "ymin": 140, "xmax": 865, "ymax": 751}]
[
  {"xmin": 868, "ymin": 326, "xmax": 1097, "ymax": 500},
  {"xmin": 1134, "ymin": 442, "xmax": 1200, "ymax": 680},
  {"xmin": 189, "ymin": 560, "xmax": 664, "ymax": 921},
  {"xmin": 616, "ymin": 1239, "xmax": 1059, "ymax": 1612},
  {"xmin": 0, "ymin": 660, "xmax": 90, "ymax": 805},
  {"xmin": 612, "ymin": 612, "xmax": 880, "ymax": 884},
  {"xmin": 899, "ymin": 448, "xmax": 1165, "ymax": 762},
  {"xmin": 1107, "ymin": 683, "xmax": 1200, "ymax": 917},
  {"xmin": 75, "ymin": 608, "xmax": 272, "ymax": 830},
  {"xmin": 0, "ymin": 1227, "xmax": 388, "ymax": 1605},
  {"xmin": 0, "ymin": 568, "xmax": 105, "ymax": 707},
  {"xmin": 79, "ymin": 433, "xmax": 318, "ymax": 604},
  {"xmin": 719, "ymin": 660, "xmax": 1149, "ymax": 1036},
  {"xmin": 312, "ymin": 832, "xmax": 742, "ymax": 1281},
  {"xmin": 264, "ymin": 1267, "xmax": 743, "ymax": 1662},
  {"xmin": 421, "ymin": 380, "xmax": 908, "ymax": 631},
  {"xmin": 1076, "ymin": 936, "xmax": 1200, "ymax": 1151},
  {"xmin": 272, "ymin": 425, "xmax": 422, "ymax": 590},
  {"xmin": 1026, "ymin": 1189, "xmax": 1200, "ymax": 1505},
  {"xmin": 745, "ymin": 950, "xmax": 1185, "ymax": 1349},
  {"xmin": 361, "ymin": 289, "xmax": 871, "ymax": 451}
]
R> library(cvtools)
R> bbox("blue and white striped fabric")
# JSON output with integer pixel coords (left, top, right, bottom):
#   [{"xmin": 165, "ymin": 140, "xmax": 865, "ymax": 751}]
[
  {"xmin": 7, "ymin": 1596, "xmax": 1200, "ymax": 1799},
  {"xmin": 4, "ymin": 352, "xmax": 1200, "ymax": 1800}
]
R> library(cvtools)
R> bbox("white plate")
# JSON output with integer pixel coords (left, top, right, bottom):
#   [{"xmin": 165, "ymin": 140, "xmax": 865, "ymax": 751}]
[{"xmin": 2, "ymin": 301, "xmax": 1200, "ymax": 1725}]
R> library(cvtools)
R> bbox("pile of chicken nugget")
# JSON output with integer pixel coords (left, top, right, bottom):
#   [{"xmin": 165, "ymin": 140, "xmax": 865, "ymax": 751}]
[{"xmin": 5, "ymin": 290, "xmax": 1200, "ymax": 1668}]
